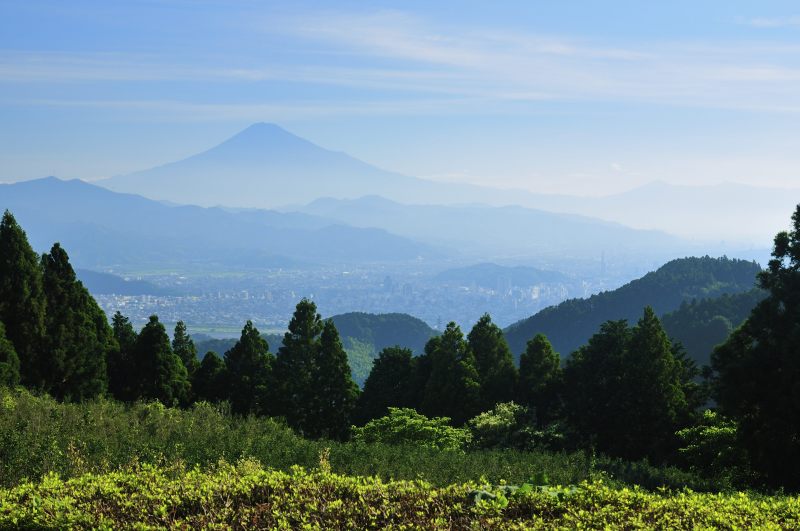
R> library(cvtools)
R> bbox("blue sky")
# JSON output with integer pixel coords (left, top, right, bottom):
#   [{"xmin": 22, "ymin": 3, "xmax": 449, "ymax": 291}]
[{"xmin": 2, "ymin": 0, "xmax": 800, "ymax": 195}]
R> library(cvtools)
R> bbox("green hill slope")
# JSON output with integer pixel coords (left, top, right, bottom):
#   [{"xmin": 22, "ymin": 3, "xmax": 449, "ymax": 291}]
[
  {"xmin": 503, "ymin": 256, "xmax": 761, "ymax": 358},
  {"xmin": 661, "ymin": 288, "xmax": 766, "ymax": 367}
]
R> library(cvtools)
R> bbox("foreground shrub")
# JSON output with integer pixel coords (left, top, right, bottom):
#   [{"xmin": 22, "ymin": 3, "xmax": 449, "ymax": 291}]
[
  {"xmin": 351, "ymin": 407, "xmax": 471, "ymax": 451},
  {"xmin": 0, "ymin": 387, "xmax": 714, "ymax": 491},
  {"xmin": 1, "ymin": 462, "xmax": 798, "ymax": 529}
]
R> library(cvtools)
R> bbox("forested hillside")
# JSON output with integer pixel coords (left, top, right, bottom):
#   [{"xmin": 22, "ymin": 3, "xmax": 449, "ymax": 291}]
[
  {"xmin": 661, "ymin": 288, "xmax": 766, "ymax": 367},
  {"xmin": 504, "ymin": 256, "xmax": 761, "ymax": 358}
]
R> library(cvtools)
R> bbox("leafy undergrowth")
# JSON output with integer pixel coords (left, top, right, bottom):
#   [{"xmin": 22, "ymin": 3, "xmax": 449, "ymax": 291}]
[
  {"xmin": 1, "ymin": 388, "xmax": 714, "ymax": 492},
  {"xmin": 1, "ymin": 461, "xmax": 798, "ymax": 530}
]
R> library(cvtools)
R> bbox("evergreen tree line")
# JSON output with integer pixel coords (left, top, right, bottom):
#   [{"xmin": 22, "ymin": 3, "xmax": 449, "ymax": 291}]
[
  {"xmin": 357, "ymin": 307, "xmax": 703, "ymax": 464},
  {"xmin": 0, "ymin": 211, "xmax": 359, "ymax": 439}
]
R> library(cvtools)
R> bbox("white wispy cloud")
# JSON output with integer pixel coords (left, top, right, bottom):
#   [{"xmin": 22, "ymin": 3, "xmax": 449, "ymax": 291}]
[
  {"xmin": 258, "ymin": 9, "xmax": 800, "ymax": 113},
  {"xmin": 3, "ymin": 8, "xmax": 800, "ymax": 117},
  {"xmin": 746, "ymin": 15, "xmax": 800, "ymax": 28}
]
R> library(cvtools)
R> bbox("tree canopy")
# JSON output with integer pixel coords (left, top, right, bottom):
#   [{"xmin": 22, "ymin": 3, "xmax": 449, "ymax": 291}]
[
  {"xmin": 0, "ymin": 210, "xmax": 46, "ymax": 389},
  {"xmin": 712, "ymin": 204, "xmax": 800, "ymax": 489}
]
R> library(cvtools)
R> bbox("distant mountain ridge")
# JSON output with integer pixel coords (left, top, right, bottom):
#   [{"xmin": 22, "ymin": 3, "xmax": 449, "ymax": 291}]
[
  {"xmin": 434, "ymin": 263, "xmax": 569, "ymax": 289},
  {"xmin": 0, "ymin": 177, "xmax": 439, "ymax": 268},
  {"xmin": 96, "ymin": 122, "xmax": 796, "ymax": 243},
  {"xmin": 503, "ymin": 256, "xmax": 762, "ymax": 359},
  {"xmin": 76, "ymin": 269, "xmax": 173, "ymax": 296},
  {"xmin": 299, "ymin": 195, "xmax": 687, "ymax": 259},
  {"xmin": 101, "ymin": 123, "xmax": 482, "ymax": 209}
]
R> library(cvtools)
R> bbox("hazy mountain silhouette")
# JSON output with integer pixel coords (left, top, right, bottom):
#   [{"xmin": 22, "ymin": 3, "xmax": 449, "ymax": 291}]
[
  {"xmin": 98, "ymin": 123, "xmax": 793, "ymax": 243},
  {"xmin": 528, "ymin": 181, "xmax": 798, "ymax": 243},
  {"xmin": 299, "ymin": 195, "xmax": 687, "ymax": 259},
  {"xmin": 0, "ymin": 177, "xmax": 440, "ymax": 268},
  {"xmin": 101, "ymin": 123, "xmax": 482, "ymax": 208},
  {"xmin": 76, "ymin": 269, "xmax": 174, "ymax": 296},
  {"xmin": 433, "ymin": 263, "xmax": 569, "ymax": 289}
]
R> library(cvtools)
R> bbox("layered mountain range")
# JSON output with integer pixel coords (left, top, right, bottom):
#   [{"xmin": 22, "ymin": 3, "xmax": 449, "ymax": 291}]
[{"xmin": 98, "ymin": 122, "xmax": 796, "ymax": 243}]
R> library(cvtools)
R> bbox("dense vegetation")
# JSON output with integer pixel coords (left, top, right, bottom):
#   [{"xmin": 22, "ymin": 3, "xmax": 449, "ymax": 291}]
[
  {"xmin": 3, "ymin": 463, "xmax": 799, "ymax": 530},
  {"xmin": 2, "ymin": 204, "xmax": 800, "ymax": 526},
  {"xmin": 504, "ymin": 256, "xmax": 761, "ymax": 358},
  {"xmin": 661, "ymin": 288, "xmax": 766, "ymax": 367},
  {"xmin": 0, "ymin": 387, "xmax": 710, "ymax": 491}
]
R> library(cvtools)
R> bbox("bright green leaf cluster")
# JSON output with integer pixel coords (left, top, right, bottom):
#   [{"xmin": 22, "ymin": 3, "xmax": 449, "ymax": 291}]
[{"xmin": 1, "ymin": 462, "xmax": 799, "ymax": 529}]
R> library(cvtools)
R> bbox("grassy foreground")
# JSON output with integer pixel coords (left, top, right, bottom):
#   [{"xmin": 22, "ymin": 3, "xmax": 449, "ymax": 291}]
[{"xmin": 1, "ymin": 460, "xmax": 798, "ymax": 530}]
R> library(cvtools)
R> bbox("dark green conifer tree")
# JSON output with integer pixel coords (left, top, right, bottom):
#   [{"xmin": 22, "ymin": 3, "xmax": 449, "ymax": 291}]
[
  {"xmin": 563, "ymin": 320, "xmax": 632, "ymax": 455},
  {"xmin": 467, "ymin": 314, "xmax": 518, "ymax": 407},
  {"xmin": 307, "ymin": 320, "xmax": 359, "ymax": 439},
  {"xmin": 40, "ymin": 243, "xmax": 112, "ymax": 400},
  {"xmin": 517, "ymin": 333, "xmax": 562, "ymax": 425},
  {"xmin": 623, "ymin": 306, "xmax": 687, "ymax": 460},
  {"xmin": 563, "ymin": 308, "xmax": 689, "ymax": 461},
  {"xmin": 0, "ymin": 211, "xmax": 46, "ymax": 388},
  {"xmin": 108, "ymin": 311, "xmax": 137, "ymax": 401},
  {"xmin": 713, "ymin": 204, "xmax": 800, "ymax": 488},
  {"xmin": 0, "ymin": 322, "xmax": 20, "ymax": 387},
  {"xmin": 421, "ymin": 322, "xmax": 481, "ymax": 425},
  {"xmin": 273, "ymin": 299, "xmax": 323, "ymax": 435},
  {"xmin": 172, "ymin": 321, "xmax": 199, "ymax": 376},
  {"xmin": 355, "ymin": 346, "xmax": 417, "ymax": 424},
  {"xmin": 224, "ymin": 320, "xmax": 273, "ymax": 416},
  {"xmin": 132, "ymin": 315, "xmax": 190, "ymax": 405},
  {"xmin": 192, "ymin": 351, "xmax": 227, "ymax": 403}
]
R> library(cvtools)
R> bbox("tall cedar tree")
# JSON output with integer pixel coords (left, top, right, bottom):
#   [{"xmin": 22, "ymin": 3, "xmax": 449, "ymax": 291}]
[
  {"xmin": 467, "ymin": 314, "xmax": 518, "ymax": 406},
  {"xmin": 564, "ymin": 309, "xmax": 690, "ymax": 461},
  {"xmin": 0, "ymin": 322, "xmax": 20, "ymax": 387},
  {"xmin": 623, "ymin": 306, "xmax": 688, "ymax": 460},
  {"xmin": 355, "ymin": 346, "xmax": 417, "ymax": 425},
  {"xmin": 421, "ymin": 322, "xmax": 481, "ymax": 425},
  {"xmin": 224, "ymin": 320, "xmax": 273, "ymax": 416},
  {"xmin": 172, "ymin": 321, "xmax": 199, "ymax": 376},
  {"xmin": 108, "ymin": 311, "xmax": 137, "ymax": 401},
  {"xmin": 307, "ymin": 320, "xmax": 359, "ymax": 439},
  {"xmin": 564, "ymin": 320, "xmax": 630, "ymax": 454},
  {"xmin": 712, "ymin": 204, "xmax": 800, "ymax": 489},
  {"xmin": 192, "ymin": 351, "xmax": 227, "ymax": 403},
  {"xmin": 40, "ymin": 243, "xmax": 112, "ymax": 400},
  {"xmin": 517, "ymin": 333, "xmax": 562, "ymax": 425},
  {"xmin": 273, "ymin": 299, "xmax": 323, "ymax": 435},
  {"xmin": 132, "ymin": 315, "xmax": 190, "ymax": 405},
  {"xmin": 0, "ymin": 211, "xmax": 46, "ymax": 388}
]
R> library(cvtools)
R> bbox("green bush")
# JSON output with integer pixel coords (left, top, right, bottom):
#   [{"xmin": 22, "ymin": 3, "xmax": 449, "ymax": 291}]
[
  {"xmin": 352, "ymin": 407, "xmax": 472, "ymax": 451},
  {"xmin": 468, "ymin": 402, "xmax": 526, "ymax": 449},
  {"xmin": 677, "ymin": 410, "xmax": 751, "ymax": 487}
]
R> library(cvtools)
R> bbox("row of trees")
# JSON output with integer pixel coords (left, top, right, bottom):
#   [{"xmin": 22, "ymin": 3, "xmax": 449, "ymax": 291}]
[
  {"xmin": 0, "ymin": 211, "xmax": 361, "ymax": 438},
  {"xmin": 108, "ymin": 303, "xmax": 359, "ymax": 440},
  {"xmin": 359, "ymin": 306, "xmax": 702, "ymax": 463}
]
